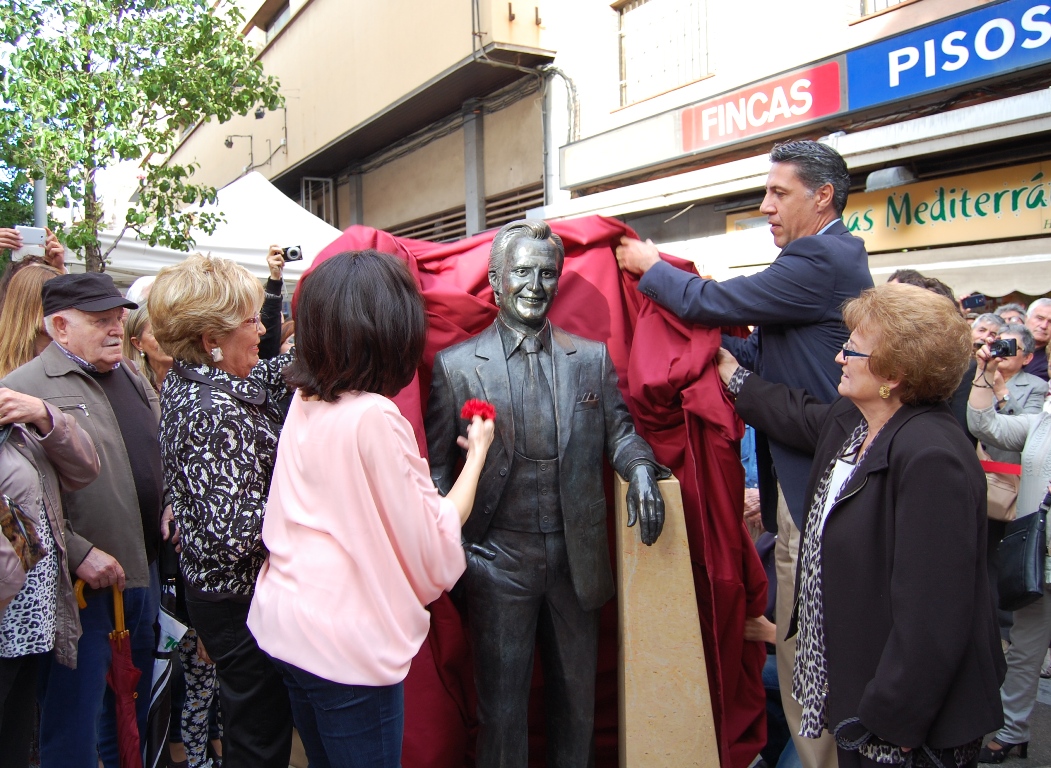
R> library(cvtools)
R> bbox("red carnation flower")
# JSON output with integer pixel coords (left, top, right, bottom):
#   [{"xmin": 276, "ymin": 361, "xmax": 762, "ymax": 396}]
[{"xmin": 461, "ymin": 399, "xmax": 496, "ymax": 421}]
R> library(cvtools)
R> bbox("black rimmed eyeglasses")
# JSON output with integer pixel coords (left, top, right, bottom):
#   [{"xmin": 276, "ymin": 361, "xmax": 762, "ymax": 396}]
[{"xmin": 841, "ymin": 343, "xmax": 870, "ymax": 359}]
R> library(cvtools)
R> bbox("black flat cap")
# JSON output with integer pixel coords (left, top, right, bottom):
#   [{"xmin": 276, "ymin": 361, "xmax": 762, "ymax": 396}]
[{"xmin": 42, "ymin": 273, "xmax": 138, "ymax": 316}]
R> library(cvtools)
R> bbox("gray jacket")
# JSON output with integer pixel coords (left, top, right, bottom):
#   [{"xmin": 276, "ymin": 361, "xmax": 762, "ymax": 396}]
[
  {"xmin": 983, "ymin": 370, "xmax": 1048, "ymax": 463},
  {"xmin": 2, "ymin": 344, "xmax": 161, "ymax": 590},
  {"xmin": 967, "ymin": 404, "xmax": 1051, "ymax": 582},
  {"xmin": 0, "ymin": 403, "xmax": 100, "ymax": 666}
]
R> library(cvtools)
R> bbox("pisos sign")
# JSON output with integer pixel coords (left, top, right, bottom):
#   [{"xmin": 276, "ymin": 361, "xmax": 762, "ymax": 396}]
[{"xmin": 841, "ymin": 161, "xmax": 1051, "ymax": 251}]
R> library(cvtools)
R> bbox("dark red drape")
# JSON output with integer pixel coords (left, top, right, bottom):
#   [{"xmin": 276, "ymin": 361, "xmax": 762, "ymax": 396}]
[{"xmin": 298, "ymin": 215, "xmax": 767, "ymax": 767}]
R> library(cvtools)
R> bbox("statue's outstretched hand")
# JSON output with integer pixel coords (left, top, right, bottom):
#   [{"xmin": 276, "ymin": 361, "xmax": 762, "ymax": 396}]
[{"xmin": 626, "ymin": 463, "xmax": 664, "ymax": 546}]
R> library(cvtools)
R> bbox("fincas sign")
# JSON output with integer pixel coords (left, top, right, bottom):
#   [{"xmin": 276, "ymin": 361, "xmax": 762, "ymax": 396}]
[{"xmin": 680, "ymin": 62, "xmax": 842, "ymax": 154}]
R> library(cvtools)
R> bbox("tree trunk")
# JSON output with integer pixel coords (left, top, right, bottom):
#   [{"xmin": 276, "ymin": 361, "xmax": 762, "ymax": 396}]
[{"xmin": 83, "ymin": 53, "xmax": 103, "ymax": 273}]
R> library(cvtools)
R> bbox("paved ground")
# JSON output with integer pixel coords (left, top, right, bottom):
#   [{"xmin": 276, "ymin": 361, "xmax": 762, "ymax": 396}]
[
  {"xmin": 986, "ymin": 675, "xmax": 1051, "ymax": 767},
  {"xmin": 1007, "ymin": 675, "xmax": 1051, "ymax": 767}
]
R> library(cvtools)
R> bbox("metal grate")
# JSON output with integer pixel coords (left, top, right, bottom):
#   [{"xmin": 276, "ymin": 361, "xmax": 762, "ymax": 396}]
[
  {"xmin": 387, "ymin": 205, "xmax": 468, "ymax": 243},
  {"xmin": 485, "ymin": 183, "xmax": 545, "ymax": 230},
  {"xmin": 386, "ymin": 182, "xmax": 544, "ymax": 243},
  {"xmin": 619, "ymin": 0, "xmax": 708, "ymax": 106},
  {"xmin": 860, "ymin": 0, "xmax": 909, "ymax": 16}
]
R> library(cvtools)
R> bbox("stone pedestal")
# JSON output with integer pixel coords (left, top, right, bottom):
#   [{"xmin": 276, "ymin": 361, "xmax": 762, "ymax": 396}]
[{"xmin": 614, "ymin": 475, "xmax": 718, "ymax": 767}]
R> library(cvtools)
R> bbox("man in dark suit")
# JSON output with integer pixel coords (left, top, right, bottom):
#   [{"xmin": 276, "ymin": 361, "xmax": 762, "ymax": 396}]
[
  {"xmin": 425, "ymin": 219, "xmax": 668, "ymax": 768},
  {"xmin": 616, "ymin": 140, "xmax": 872, "ymax": 768}
]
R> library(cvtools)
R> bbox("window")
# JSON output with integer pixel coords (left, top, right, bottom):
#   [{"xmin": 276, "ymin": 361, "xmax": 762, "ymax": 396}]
[
  {"xmin": 860, "ymin": 0, "xmax": 910, "ymax": 17},
  {"xmin": 301, "ymin": 177, "xmax": 335, "ymax": 226},
  {"xmin": 619, "ymin": 0, "xmax": 708, "ymax": 106},
  {"xmin": 265, "ymin": 2, "xmax": 291, "ymax": 42}
]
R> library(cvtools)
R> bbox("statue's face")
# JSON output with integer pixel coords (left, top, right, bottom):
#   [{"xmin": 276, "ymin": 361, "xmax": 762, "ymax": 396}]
[{"xmin": 493, "ymin": 238, "xmax": 561, "ymax": 334}]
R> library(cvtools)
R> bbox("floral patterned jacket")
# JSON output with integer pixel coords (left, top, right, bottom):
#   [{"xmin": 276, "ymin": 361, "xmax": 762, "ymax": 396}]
[{"xmin": 159, "ymin": 354, "xmax": 292, "ymax": 597}]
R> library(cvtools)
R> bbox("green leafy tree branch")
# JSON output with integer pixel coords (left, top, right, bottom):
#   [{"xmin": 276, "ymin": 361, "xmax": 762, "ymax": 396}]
[{"xmin": 0, "ymin": 0, "xmax": 281, "ymax": 272}]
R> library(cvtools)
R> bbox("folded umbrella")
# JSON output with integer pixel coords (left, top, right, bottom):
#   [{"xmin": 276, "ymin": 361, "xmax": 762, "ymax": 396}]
[{"xmin": 76, "ymin": 580, "xmax": 144, "ymax": 768}]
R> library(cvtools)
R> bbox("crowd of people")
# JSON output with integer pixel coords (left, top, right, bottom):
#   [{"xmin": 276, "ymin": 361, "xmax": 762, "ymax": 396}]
[{"xmin": 0, "ymin": 135, "xmax": 1049, "ymax": 768}]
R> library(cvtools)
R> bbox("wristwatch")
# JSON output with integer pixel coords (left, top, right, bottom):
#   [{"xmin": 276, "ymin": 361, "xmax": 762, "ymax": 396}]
[{"xmin": 996, "ymin": 393, "xmax": 1010, "ymax": 408}]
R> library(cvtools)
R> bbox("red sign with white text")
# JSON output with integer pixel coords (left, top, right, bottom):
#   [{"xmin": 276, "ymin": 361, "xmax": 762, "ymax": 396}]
[{"xmin": 681, "ymin": 61, "xmax": 842, "ymax": 154}]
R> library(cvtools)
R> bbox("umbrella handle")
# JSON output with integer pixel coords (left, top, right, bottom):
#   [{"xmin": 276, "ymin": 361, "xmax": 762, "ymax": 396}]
[
  {"xmin": 112, "ymin": 584, "xmax": 126, "ymax": 634},
  {"xmin": 73, "ymin": 580, "xmax": 126, "ymax": 634}
]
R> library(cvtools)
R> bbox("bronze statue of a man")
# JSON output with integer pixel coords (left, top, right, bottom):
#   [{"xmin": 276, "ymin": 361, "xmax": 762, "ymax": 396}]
[{"xmin": 425, "ymin": 219, "xmax": 668, "ymax": 767}]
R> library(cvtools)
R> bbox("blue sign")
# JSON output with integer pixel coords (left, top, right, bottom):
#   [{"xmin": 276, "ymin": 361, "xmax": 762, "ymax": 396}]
[{"xmin": 846, "ymin": 0, "xmax": 1051, "ymax": 110}]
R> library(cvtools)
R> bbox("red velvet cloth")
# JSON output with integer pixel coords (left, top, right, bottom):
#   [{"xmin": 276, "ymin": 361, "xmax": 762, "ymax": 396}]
[{"xmin": 298, "ymin": 215, "xmax": 767, "ymax": 767}]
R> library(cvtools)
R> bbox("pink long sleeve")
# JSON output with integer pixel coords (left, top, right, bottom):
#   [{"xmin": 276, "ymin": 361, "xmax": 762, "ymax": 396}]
[{"xmin": 248, "ymin": 391, "xmax": 466, "ymax": 686}]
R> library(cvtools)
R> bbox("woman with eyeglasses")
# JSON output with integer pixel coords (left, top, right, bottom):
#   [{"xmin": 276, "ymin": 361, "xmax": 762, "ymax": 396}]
[
  {"xmin": 716, "ymin": 282, "xmax": 1004, "ymax": 768},
  {"xmin": 148, "ymin": 253, "xmax": 295, "ymax": 768}
]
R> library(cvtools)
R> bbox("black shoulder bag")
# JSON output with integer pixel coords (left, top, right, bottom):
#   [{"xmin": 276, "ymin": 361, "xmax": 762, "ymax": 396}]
[{"xmin": 997, "ymin": 491, "xmax": 1049, "ymax": 611}]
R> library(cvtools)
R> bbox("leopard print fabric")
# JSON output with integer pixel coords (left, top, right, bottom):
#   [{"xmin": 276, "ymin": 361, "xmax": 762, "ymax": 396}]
[
  {"xmin": 0, "ymin": 497, "xmax": 58, "ymax": 657},
  {"xmin": 794, "ymin": 419, "xmax": 868, "ymax": 737}
]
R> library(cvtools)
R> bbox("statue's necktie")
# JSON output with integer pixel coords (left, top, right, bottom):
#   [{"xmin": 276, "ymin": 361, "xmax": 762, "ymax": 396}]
[{"xmin": 521, "ymin": 335, "xmax": 557, "ymax": 459}]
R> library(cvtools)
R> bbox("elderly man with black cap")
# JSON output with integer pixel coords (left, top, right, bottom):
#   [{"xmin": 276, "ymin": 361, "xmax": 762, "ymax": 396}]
[{"xmin": 1, "ymin": 272, "xmax": 165, "ymax": 768}]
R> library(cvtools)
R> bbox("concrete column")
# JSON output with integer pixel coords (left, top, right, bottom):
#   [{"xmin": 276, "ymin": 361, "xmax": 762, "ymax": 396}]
[
  {"xmin": 613, "ymin": 475, "xmax": 718, "ymax": 767},
  {"xmin": 347, "ymin": 172, "xmax": 364, "ymax": 226},
  {"xmin": 463, "ymin": 99, "xmax": 486, "ymax": 236}
]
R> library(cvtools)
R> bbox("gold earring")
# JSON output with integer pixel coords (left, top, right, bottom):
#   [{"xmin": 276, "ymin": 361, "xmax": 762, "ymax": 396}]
[{"xmin": 879, "ymin": 384, "xmax": 891, "ymax": 399}]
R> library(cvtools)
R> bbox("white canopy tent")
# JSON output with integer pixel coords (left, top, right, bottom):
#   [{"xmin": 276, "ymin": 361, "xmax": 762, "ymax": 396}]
[{"xmin": 78, "ymin": 172, "xmax": 341, "ymax": 290}]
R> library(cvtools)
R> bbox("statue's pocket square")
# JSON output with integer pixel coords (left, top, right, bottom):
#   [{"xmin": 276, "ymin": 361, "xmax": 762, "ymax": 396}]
[{"xmin": 575, "ymin": 392, "xmax": 600, "ymax": 410}]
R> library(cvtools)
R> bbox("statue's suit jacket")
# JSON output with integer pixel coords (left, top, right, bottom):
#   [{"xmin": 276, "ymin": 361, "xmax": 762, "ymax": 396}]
[{"xmin": 425, "ymin": 321, "xmax": 660, "ymax": 611}]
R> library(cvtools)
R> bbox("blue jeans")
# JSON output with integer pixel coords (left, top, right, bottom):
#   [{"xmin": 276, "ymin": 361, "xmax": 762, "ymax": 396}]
[
  {"xmin": 273, "ymin": 658, "xmax": 403, "ymax": 768},
  {"xmin": 761, "ymin": 652, "xmax": 801, "ymax": 768},
  {"xmin": 38, "ymin": 563, "xmax": 160, "ymax": 768}
]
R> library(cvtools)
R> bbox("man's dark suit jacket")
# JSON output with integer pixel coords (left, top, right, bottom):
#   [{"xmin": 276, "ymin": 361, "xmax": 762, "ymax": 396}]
[
  {"xmin": 425, "ymin": 321, "xmax": 661, "ymax": 611},
  {"xmin": 637, "ymin": 219, "xmax": 872, "ymax": 531}
]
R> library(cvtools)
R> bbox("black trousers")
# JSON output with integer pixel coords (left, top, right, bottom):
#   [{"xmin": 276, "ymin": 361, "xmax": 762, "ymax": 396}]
[
  {"xmin": 466, "ymin": 528, "xmax": 599, "ymax": 768},
  {"xmin": 0, "ymin": 653, "xmax": 42, "ymax": 768},
  {"xmin": 185, "ymin": 596, "xmax": 292, "ymax": 768}
]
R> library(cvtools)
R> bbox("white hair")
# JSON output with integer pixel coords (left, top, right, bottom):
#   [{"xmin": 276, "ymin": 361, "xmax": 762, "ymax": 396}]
[
  {"xmin": 43, "ymin": 308, "xmax": 89, "ymax": 338},
  {"xmin": 1027, "ymin": 297, "xmax": 1051, "ymax": 315}
]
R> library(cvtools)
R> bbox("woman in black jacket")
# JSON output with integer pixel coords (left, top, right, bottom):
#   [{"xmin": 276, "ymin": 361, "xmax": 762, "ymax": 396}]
[{"xmin": 717, "ymin": 282, "xmax": 1004, "ymax": 768}]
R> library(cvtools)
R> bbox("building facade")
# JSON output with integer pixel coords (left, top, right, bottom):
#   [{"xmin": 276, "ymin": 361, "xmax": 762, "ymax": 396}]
[{"xmin": 170, "ymin": 0, "xmax": 1051, "ymax": 297}]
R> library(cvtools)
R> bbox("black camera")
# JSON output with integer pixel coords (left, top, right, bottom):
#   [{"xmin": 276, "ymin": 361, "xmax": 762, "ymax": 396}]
[
  {"xmin": 988, "ymin": 338, "xmax": 1018, "ymax": 359},
  {"xmin": 281, "ymin": 245, "xmax": 302, "ymax": 262}
]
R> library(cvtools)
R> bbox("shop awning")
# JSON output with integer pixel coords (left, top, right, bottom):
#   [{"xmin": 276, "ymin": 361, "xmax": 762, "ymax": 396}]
[
  {"xmin": 657, "ymin": 228, "xmax": 1051, "ymax": 299},
  {"xmin": 867, "ymin": 238, "xmax": 1051, "ymax": 298}
]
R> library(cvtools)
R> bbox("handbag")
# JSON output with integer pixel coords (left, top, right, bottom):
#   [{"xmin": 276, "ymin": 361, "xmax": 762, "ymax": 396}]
[
  {"xmin": 977, "ymin": 443, "xmax": 1020, "ymax": 522},
  {"xmin": 997, "ymin": 491, "xmax": 1049, "ymax": 611},
  {"xmin": 0, "ymin": 493, "xmax": 46, "ymax": 574}
]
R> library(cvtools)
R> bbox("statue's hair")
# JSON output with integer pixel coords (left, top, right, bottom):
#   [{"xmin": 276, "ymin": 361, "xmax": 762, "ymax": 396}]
[{"xmin": 487, "ymin": 219, "xmax": 564, "ymax": 280}]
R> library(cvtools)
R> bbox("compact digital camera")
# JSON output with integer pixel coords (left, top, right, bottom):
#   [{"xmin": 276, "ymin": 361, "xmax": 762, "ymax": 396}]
[{"xmin": 988, "ymin": 338, "xmax": 1018, "ymax": 359}]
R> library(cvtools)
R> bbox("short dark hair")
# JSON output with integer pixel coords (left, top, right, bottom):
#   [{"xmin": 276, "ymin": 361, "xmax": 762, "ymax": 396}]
[
  {"xmin": 770, "ymin": 140, "xmax": 851, "ymax": 215},
  {"xmin": 284, "ymin": 251, "xmax": 426, "ymax": 401},
  {"xmin": 488, "ymin": 219, "xmax": 565, "ymax": 281},
  {"xmin": 887, "ymin": 269, "xmax": 956, "ymax": 305}
]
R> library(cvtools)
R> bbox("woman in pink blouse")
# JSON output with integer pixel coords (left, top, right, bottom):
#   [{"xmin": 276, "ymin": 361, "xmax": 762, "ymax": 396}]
[{"xmin": 247, "ymin": 250, "xmax": 494, "ymax": 768}]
